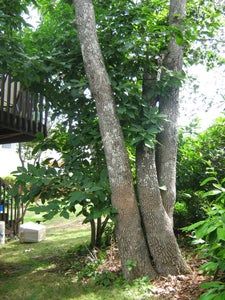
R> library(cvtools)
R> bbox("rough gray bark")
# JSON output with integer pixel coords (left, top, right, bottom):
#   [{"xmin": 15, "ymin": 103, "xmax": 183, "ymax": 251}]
[
  {"xmin": 73, "ymin": 0, "xmax": 156, "ymax": 279},
  {"xmin": 135, "ymin": 0, "xmax": 189, "ymax": 275},
  {"xmin": 136, "ymin": 145, "xmax": 190, "ymax": 275},
  {"xmin": 138, "ymin": 68, "xmax": 189, "ymax": 276},
  {"xmin": 156, "ymin": 0, "xmax": 186, "ymax": 219}
]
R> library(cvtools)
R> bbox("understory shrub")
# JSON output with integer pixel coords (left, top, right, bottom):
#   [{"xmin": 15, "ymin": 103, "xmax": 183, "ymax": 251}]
[
  {"xmin": 184, "ymin": 172, "xmax": 225, "ymax": 300},
  {"xmin": 175, "ymin": 117, "xmax": 225, "ymax": 230}
]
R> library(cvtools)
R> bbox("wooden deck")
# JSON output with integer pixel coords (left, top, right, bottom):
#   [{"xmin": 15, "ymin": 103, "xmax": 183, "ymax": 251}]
[{"xmin": 0, "ymin": 74, "xmax": 48, "ymax": 144}]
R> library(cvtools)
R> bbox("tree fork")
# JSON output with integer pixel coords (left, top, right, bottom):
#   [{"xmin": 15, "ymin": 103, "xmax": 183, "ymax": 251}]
[{"xmin": 73, "ymin": 0, "xmax": 156, "ymax": 279}]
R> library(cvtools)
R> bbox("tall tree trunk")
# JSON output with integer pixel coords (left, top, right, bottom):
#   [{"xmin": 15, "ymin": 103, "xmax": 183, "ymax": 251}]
[
  {"xmin": 73, "ymin": 0, "xmax": 156, "ymax": 280},
  {"xmin": 136, "ymin": 145, "xmax": 190, "ymax": 275},
  {"xmin": 156, "ymin": 0, "xmax": 186, "ymax": 220},
  {"xmin": 136, "ymin": 0, "xmax": 189, "ymax": 275}
]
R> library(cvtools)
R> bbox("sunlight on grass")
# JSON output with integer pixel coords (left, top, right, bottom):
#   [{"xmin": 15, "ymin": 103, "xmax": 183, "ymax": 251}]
[{"xmin": 0, "ymin": 214, "xmax": 154, "ymax": 300}]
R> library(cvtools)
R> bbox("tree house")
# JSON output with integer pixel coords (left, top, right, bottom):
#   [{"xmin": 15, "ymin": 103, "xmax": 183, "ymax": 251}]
[{"xmin": 0, "ymin": 74, "xmax": 48, "ymax": 144}]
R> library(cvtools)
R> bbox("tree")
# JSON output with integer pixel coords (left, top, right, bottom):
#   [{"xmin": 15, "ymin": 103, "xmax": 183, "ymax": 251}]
[
  {"xmin": 73, "ymin": 0, "xmax": 157, "ymax": 280},
  {"xmin": 73, "ymin": 0, "xmax": 191, "ymax": 279},
  {"xmin": 4, "ymin": 0, "xmax": 222, "ymax": 280}
]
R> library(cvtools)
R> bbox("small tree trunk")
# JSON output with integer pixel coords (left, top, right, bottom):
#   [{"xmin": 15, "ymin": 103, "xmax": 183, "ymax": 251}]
[
  {"xmin": 136, "ymin": 145, "xmax": 190, "ymax": 275},
  {"xmin": 18, "ymin": 143, "xmax": 25, "ymax": 168},
  {"xmin": 90, "ymin": 219, "xmax": 96, "ymax": 249},
  {"xmin": 96, "ymin": 217, "xmax": 102, "ymax": 247},
  {"xmin": 73, "ymin": 0, "xmax": 156, "ymax": 279},
  {"xmin": 156, "ymin": 0, "xmax": 186, "ymax": 220}
]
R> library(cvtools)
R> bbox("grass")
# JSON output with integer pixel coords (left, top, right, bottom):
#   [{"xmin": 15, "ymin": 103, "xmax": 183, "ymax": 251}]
[{"xmin": 0, "ymin": 213, "xmax": 154, "ymax": 300}]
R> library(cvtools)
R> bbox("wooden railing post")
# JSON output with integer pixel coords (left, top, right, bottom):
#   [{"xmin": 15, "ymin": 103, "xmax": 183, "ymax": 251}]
[
  {"xmin": 0, "ymin": 73, "xmax": 48, "ymax": 143},
  {"xmin": 0, "ymin": 75, "xmax": 5, "ymax": 122}
]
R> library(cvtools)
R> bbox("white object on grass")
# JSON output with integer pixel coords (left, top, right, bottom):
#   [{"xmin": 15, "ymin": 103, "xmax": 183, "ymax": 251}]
[
  {"xmin": 19, "ymin": 222, "xmax": 46, "ymax": 243},
  {"xmin": 0, "ymin": 221, "xmax": 5, "ymax": 245}
]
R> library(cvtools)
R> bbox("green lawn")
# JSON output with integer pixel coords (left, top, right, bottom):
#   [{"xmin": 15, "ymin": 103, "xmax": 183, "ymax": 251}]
[{"xmin": 0, "ymin": 214, "xmax": 154, "ymax": 300}]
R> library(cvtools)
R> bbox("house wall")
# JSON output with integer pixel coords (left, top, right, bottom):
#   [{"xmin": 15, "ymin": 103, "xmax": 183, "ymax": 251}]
[{"xmin": 0, "ymin": 144, "xmax": 21, "ymax": 177}]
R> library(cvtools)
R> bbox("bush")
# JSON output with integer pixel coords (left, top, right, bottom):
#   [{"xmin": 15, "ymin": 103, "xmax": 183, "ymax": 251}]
[
  {"xmin": 183, "ymin": 173, "xmax": 225, "ymax": 299},
  {"xmin": 174, "ymin": 190, "xmax": 207, "ymax": 229},
  {"xmin": 175, "ymin": 117, "xmax": 225, "ymax": 229}
]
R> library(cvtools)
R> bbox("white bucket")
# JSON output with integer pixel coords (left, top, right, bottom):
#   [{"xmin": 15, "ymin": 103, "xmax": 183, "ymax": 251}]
[{"xmin": 0, "ymin": 221, "xmax": 5, "ymax": 245}]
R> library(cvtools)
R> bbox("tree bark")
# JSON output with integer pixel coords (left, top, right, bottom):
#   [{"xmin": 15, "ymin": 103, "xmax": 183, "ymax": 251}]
[
  {"xmin": 156, "ymin": 0, "xmax": 186, "ymax": 219},
  {"xmin": 73, "ymin": 0, "xmax": 156, "ymax": 279},
  {"xmin": 18, "ymin": 143, "xmax": 25, "ymax": 168},
  {"xmin": 136, "ymin": 144, "xmax": 190, "ymax": 275},
  {"xmin": 90, "ymin": 219, "xmax": 96, "ymax": 249},
  {"xmin": 135, "ymin": 0, "xmax": 189, "ymax": 275}
]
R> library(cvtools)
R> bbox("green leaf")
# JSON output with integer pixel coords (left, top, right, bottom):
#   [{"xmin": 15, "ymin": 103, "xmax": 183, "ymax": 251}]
[
  {"xmin": 60, "ymin": 210, "xmax": 70, "ymax": 219},
  {"xmin": 199, "ymin": 293, "xmax": 216, "ymax": 300},
  {"xmin": 69, "ymin": 191, "xmax": 88, "ymax": 204},
  {"xmin": 217, "ymin": 227, "xmax": 225, "ymax": 241},
  {"xmin": 203, "ymin": 190, "xmax": 222, "ymax": 198},
  {"xmin": 201, "ymin": 281, "xmax": 223, "ymax": 289},
  {"xmin": 200, "ymin": 262, "xmax": 218, "ymax": 273},
  {"xmin": 29, "ymin": 185, "xmax": 42, "ymax": 199},
  {"xmin": 212, "ymin": 184, "xmax": 225, "ymax": 192},
  {"xmin": 89, "ymin": 186, "xmax": 103, "ymax": 192},
  {"xmin": 175, "ymin": 35, "xmax": 184, "ymax": 46},
  {"xmin": 196, "ymin": 222, "xmax": 218, "ymax": 239},
  {"xmin": 183, "ymin": 220, "xmax": 206, "ymax": 231},
  {"xmin": 144, "ymin": 140, "xmax": 154, "ymax": 149},
  {"xmin": 200, "ymin": 177, "xmax": 217, "ymax": 186}
]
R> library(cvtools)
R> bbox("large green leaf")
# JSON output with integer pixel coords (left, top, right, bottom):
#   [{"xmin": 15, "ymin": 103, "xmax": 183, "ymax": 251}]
[
  {"xmin": 69, "ymin": 191, "xmax": 89, "ymax": 204},
  {"xmin": 200, "ymin": 177, "xmax": 217, "ymax": 186},
  {"xmin": 217, "ymin": 227, "xmax": 225, "ymax": 241},
  {"xmin": 203, "ymin": 190, "xmax": 222, "ymax": 198}
]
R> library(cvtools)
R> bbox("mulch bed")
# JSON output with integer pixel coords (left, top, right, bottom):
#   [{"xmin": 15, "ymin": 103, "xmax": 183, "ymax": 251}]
[
  {"xmin": 98, "ymin": 244, "xmax": 211, "ymax": 299},
  {"xmin": 151, "ymin": 257, "xmax": 210, "ymax": 299}
]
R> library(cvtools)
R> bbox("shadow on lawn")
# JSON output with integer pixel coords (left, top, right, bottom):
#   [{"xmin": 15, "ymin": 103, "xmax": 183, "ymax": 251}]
[
  {"xmin": 0, "ymin": 233, "xmax": 90, "ymax": 279},
  {"xmin": 0, "ymin": 235, "xmax": 133, "ymax": 300},
  {"xmin": 0, "ymin": 222, "xmax": 143, "ymax": 300}
]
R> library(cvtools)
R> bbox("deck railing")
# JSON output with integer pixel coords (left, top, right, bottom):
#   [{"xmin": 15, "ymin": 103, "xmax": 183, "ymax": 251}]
[
  {"xmin": 0, "ymin": 178, "xmax": 25, "ymax": 235},
  {"xmin": 0, "ymin": 74, "xmax": 48, "ymax": 140}
]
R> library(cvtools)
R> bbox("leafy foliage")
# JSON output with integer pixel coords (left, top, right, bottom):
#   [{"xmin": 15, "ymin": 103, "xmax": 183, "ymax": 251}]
[
  {"xmin": 11, "ymin": 125, "xmax": 113, "ymax": 247},
  {"xmin": 7, "ymin": 0, "xmax": 223, "ymax": 147},
  {"xmin": 175, "ymin": 117, "xmax": 225, "ymax": 228},
  {"xmin": 0, "ymin": 0, "xmax": 37, "ymax": 74},
  {"xmin": 184, "ymin": 173, "xmax": 225, "ymax": 299}
]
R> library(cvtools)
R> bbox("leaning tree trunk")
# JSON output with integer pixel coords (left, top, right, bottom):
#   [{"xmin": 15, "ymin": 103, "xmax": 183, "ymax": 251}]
[
  {"xmin": 73, "ymin": 0, "xmax": 156, "ymax": 280},
  {"xmin": 136, "ymin": 0, "xmax": 190, "ymax": 275},
  {"xmin": 136, "ymin": 145, "xmax": 190, "ymax": 275},
  {"xmin": 156, "ymin": 0, "xmax": 186, "ymax": 220}
]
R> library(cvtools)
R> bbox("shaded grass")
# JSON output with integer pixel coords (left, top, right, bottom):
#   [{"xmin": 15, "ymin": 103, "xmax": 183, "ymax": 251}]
[{"xmin": 0, "ymin": 215, "xmax": 154, "ymax": 300}]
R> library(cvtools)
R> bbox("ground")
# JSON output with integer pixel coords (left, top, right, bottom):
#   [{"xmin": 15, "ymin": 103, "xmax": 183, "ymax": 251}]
[
  {"xmin": 0, "ymin": 213, "xmax": 154, "ymax": 300},
  {"xmin": 0, "ymin": 212, "xmax": 209, "ymax": 300}
]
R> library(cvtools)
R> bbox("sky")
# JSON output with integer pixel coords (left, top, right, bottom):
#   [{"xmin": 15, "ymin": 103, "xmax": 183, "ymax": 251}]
[{"xmin": 179, "ymin": 64, "xmax": 225, "ymax": 129}]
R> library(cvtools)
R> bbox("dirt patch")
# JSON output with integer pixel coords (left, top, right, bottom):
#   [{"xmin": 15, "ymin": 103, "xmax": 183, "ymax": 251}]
[
  {"xmin": 97, "ymin": 245, "xmax": 210, "ymax": 299},
  {"xmin": 144, "ymin": 252, "xmax": 210, "ymax": 300}
]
